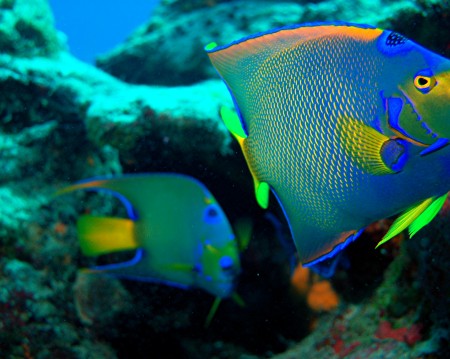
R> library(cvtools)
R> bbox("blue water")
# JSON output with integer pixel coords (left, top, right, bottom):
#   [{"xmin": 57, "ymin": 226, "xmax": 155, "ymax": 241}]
[{"xmin": 49, "ymin": 0, "xmax": 160, "ymax": 63}]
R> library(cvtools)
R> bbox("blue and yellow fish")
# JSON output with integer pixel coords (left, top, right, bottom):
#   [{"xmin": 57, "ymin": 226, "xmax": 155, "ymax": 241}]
[
  {"xmin": 57, "ymin": 174, "xmax": 241, "ymax": 299},
  {"xmin": 206, "ymin": 22, "xmax": 450, "ymax": 267}
]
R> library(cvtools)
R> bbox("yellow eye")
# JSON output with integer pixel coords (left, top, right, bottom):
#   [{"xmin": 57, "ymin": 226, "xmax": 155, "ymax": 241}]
[{"xmin": 414, "ymin": 75, "xmax": 436, "ymax": 93}]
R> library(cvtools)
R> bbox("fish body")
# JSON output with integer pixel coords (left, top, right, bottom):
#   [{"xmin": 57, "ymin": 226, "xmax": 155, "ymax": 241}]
[
  {"xmin": 206, "ymin": 22, "xmax": 450, "ymax": 266},
  {"xmin": 58, "ymin": 174, "xmax": 240, "ymax": 298}
]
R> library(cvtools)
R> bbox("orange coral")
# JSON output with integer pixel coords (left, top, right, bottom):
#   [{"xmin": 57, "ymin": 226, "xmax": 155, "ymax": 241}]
[
  {"xmin": 53, "ymin": 221, "xmax": 68, "ymax": 235},
  {"xmin": 291, "ymin": 264, "xmax": 340, "ymax": 312},
  {"xmin": 290, "ymin": 265, "xmax": 311, "ymax": 295},
  {"xmin": 306, "ymin": 281, "xmax": 339, "ymax": 312}
]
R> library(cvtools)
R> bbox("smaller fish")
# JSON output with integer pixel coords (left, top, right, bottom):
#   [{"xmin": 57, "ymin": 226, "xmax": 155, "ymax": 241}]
[{"xmin": 56, "ymin": 173, "xmax": 241, "ymax": 299}]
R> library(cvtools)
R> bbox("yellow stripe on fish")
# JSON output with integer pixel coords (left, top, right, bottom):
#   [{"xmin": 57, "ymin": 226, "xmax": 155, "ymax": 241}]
[{"xmin": 57, "ymin": 174, "xmax": 241, "ymax": 298}]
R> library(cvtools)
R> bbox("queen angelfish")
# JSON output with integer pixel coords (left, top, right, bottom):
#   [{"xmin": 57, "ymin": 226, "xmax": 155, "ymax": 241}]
[
  {"xmin": 206, "ymin": 22, "xmax": 450, "ymax": 267},
  {"xmin": 57, "ymin": 174, "xmax": 241, "ymax": 298}
]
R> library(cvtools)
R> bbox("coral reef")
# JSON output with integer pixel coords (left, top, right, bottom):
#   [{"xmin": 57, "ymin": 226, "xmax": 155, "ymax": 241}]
[
  {"xmin": 0, "ymin": 0, "xmax": 64, "ymax": 57},
  {"xmin": 0, "ymin": 258, "xmax": 118, "ymax": 358},
  {"xmin": 0, "ymin": 0, "xmax": 449, "ymax": 358},
  {"xmin": 96, "ymin": 0, "xmax": 420, "ymax": 86},
  {"xmin": 0, "ymin": 0, "xmax": 244, "ymax": 357},
  {"xmin": 0, "ymin": 19, "xmax": 235, "ymax": 254},
  {"xmin": 270, "ymin": 211, "xmax": 450, "ymax": 358}
]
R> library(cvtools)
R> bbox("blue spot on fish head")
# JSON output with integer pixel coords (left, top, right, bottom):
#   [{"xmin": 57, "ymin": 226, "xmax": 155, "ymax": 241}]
[
  {"xmin": 195, "ymin": 242, "xmax": 240, "ymax": 298},
  {"xmin": 203, "ymin": 204, "xmax": 222, "ymax": 225},
  {"xmin": 219, "ymin": 255, "xmax": 234, "ymax": 271}
]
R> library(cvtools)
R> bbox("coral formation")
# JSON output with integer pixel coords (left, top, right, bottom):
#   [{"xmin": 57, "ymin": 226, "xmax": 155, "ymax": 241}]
[
  {"xmin": 0, "ymin": 0, "xmax": 449, "ymax": 358},
  {"xmin": 0, "ymin": 0, "xmax": 64, "ymax": 57},
  {"xmin": 290, "ymin": 266, "xmax": 340, "ymax": 312},
  {"xmin": 97, "ymin": 0, "xmax": 421, "ymax": 86}
]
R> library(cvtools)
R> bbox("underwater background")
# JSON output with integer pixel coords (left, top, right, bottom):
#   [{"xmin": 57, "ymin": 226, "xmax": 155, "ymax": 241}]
[
  {"xmin": 49, "ymin": 0, "xmax": 160, "ymax": 63},
  {"xmin": 0, "ymin": 0, "xmax": 449, "ymax": 358}
]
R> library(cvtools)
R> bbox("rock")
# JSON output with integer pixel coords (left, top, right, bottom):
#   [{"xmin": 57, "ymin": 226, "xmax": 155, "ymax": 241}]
[
  {"xmin": 0, "ymin": 52, "xmax": 233, "ymax": 172},
  {"xmin": 0, "ymin": 0, "xmax": 65, "ymax": 57},
  {"xmin": 73, "ymin": 271, "xmax": 131, "ymax": 326},
  {"xmin": 96, "ymin": 0, "xmax": 419, "ymax": 86},
  {"xmin": 0, "ymin": 51, "xmax": 234, "ymax": 241}
]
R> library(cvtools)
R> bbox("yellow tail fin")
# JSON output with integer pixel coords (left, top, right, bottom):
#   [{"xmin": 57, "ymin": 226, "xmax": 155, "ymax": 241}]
[{"xmin": 77, "ymin": 215, "xmax": 138, "ymax": 256}]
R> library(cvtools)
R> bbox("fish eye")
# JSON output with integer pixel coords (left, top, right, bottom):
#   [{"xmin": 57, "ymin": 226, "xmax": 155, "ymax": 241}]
[
  {"xmin": 413, "ymin": 75, "xmax": 436, "ymax": 94},
  {"xmin": 207, "ymin": 207, "xmax": 218, "ymax": 217},
  {"xmin": 203, "ymin": 204, "xmax": 222, "ymax": 225}
]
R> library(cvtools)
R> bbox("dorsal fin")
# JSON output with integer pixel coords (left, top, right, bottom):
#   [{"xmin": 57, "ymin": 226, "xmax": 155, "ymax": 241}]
[{"xmin": 207, "ymin": 23, "xmax": 381, "ymax": 118}]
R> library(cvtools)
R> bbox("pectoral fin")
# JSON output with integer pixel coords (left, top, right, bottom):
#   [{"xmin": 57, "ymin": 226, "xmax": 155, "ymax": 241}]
[
  {"xmin": 338, "ymin": 118, "xmax": 407, "ymax": 175},
  {"xmin": 231, "ymin": 292, "xmax": 245, "ymax": 307}
]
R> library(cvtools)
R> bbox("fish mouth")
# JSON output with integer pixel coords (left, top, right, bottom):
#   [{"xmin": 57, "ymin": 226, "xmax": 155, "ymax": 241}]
[{"xmin": 419, "ymin": 138, "xmax": 450, "ymax": 156}]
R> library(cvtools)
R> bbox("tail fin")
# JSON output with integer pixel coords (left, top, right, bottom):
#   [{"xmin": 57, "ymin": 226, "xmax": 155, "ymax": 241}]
[{"xmin": 77, "ymin": 215, "xmax": 138, "ymax": 256}]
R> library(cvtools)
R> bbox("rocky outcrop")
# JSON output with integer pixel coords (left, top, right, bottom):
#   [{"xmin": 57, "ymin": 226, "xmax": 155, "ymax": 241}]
[{"xmin": 96, "ymin": 0, "xmax": 419, "ymax": 86}]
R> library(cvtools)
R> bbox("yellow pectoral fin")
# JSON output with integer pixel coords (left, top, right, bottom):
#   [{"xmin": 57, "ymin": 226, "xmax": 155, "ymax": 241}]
[
  {"xmin": 77, "ymin": 215, "xmax": 137, "ymax": 256},
  {"xmin": 338, "ymin": 118, "xmax": 404, "ymax": 175}
]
